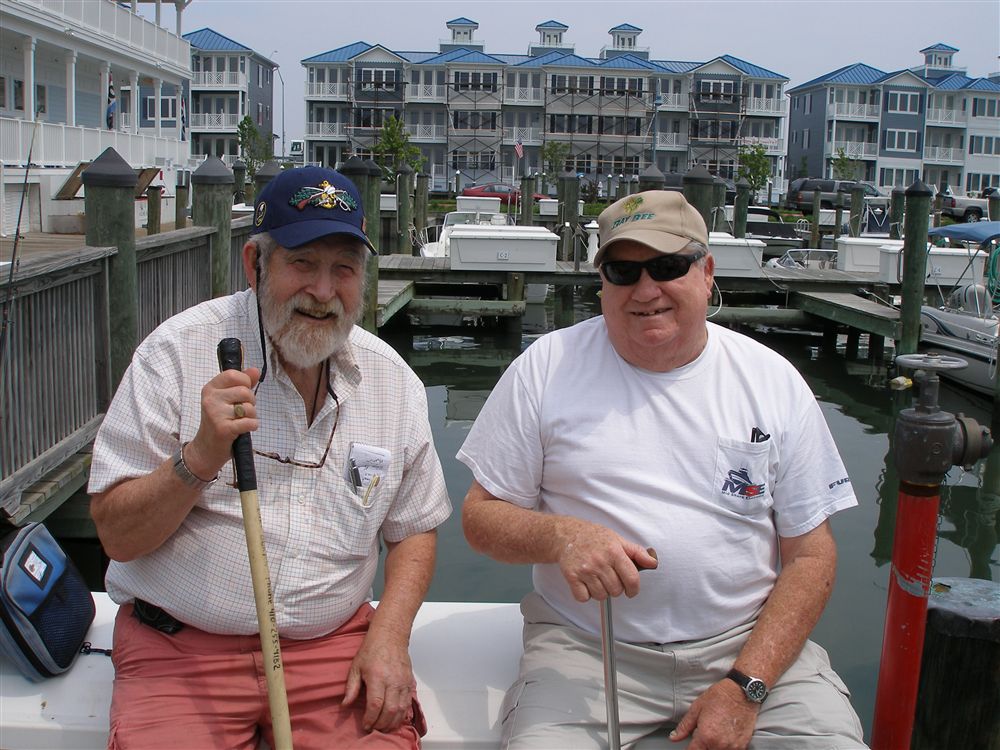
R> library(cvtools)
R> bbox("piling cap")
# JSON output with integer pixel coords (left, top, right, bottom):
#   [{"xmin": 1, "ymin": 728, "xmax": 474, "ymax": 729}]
[
  {"xmin": 339, "ymin": 156, "xmax": 368, "ymax": 178},
  {"xmin": 682, "ymin": 164, "xmax": 714, "ymax": 186},
  {"xmin": 639, "ymin": 164, "xmax": 665, "ymax": 185},
  {"xmin": 191, "ymin": 156, "xmax": 234, "ymax": 185},
  {"xmin": 595, "ymin": 190, "xmax": 708, "ymax": 266},
  {"xmin": 82, "ymin": 148, "xmax": 138, "ymax": 187},
  {"xmin": 250, "ymin": 165, "xmax": 374, "ymax": 253},
  {"xmin": 905, "ymin": 179, "xmax": 933, "ymax": 197}
]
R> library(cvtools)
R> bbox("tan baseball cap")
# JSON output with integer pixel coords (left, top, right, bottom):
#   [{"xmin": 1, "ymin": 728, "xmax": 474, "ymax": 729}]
[{"xmin": 595, "ymin": 190, "xmax": 709, "ymax": 266}]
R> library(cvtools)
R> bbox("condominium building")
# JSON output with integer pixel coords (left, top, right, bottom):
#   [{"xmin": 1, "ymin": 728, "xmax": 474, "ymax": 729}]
[
  {"xmin": 182, "ymin": 28, "xmax": 277, "ymax": 165},
  {"xmin": 301, "ymin": 18, "xmax": 789, "ymax": 194},
  {"xmin": 786, "ymin": 44, "xmax": 1000, "ymax": 194}
]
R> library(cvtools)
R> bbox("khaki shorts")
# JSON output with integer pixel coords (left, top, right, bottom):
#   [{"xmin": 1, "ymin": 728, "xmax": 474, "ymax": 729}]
[{"xmin": 500, "ymin": 592, "xmax": 867, "ymax": 750}]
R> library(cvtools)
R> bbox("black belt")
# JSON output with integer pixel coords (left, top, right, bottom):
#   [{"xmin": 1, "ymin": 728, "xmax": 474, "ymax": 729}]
[{"xmin": 132, "ymin": 598, "xmax": 185, "ymax": 634}]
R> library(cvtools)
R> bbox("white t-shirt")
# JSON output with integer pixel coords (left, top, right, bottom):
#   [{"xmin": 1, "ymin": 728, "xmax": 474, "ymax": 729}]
[
  {"xmin": 457, "ymin": 317, "xmax": 856, "ymax": 644},
  {"xmin": 90, "ymin": 290, "xmax": 451, "ymax": 638}
]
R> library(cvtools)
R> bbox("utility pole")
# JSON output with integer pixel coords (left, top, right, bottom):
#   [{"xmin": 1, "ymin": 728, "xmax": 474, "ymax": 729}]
[{"xmin": 270, "ymin": 50, "xmax": 285, "ymax": 159}]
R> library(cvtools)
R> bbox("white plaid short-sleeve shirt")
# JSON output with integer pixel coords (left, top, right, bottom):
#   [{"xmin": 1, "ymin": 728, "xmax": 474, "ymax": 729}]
[{"xmin": 89, "ymin": 289, "xmax": 451, "ymax": 638}]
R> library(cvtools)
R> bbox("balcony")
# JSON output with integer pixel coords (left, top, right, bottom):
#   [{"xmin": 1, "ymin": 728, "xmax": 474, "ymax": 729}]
[
  {"xmin": 924, "ymin": 146, "xmax": 963, "ymax": 164},
  {"xmin": 306, "ymin": 82, "xmax": 350, "ymax": 100},
  {"xmin": 657, "ymin": 93, "xmax": 688, "ymax": 111},
  {"xmin": 405, "ymin": 124, "xmax": 447, "ymax": 142},
  {"xmin": 504, "ymin": 87, "xmax": 545, "ymax": 105},
  {"xmin": 829, "ymin": 140, "xmax": 878, "ymax": 159},
  {"xmin": 926, "ymin": 108, "xmax": 965, "ymax": 126},
  {"xmin": 190, "ymin": 113, "xmax": 240, "ymax": 131},
  {"xmin": 743, "ymin": 136, "xmax": 785, "ymax": 154},
  {"xmin": 192, "ymin": 72, "xmax": 247, "ymax": 90},
  {"xmin": 655, "ymin": 132, "xmax": 687, "ymax": 150},
  {"xmin": 0, "ymin": 116, "xmax": 191, "ymax": 169},
  {"xmin": 830, "ymin": 102, "xmax": 880, "ymax": 120},
  {"xmin": 407, "ymin": 85, "xmax": 448, "ymax": 103},
  {"xmin": 306, "ymin": 122, "xmax": 347, "ymax": 139},
  {"xmin": 746, "ymin": 98, "xmax": 786, "ymax": 115},
  {"xmin": 448, "ymin": 126, "xmax": 500, "ymax": 139},
  {"xmin": 502, "ymin": 127, "xmax": 543, "ymax": 145}
]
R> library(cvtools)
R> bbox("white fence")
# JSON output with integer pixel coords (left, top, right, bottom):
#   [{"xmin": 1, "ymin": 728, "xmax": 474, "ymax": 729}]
[{"xmin": 192, "ymin": 72, "xmax": 247, "ymax": 89}]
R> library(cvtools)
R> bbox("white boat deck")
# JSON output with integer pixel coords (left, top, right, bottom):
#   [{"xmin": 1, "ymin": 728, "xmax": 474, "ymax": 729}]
[{"xmin": 0, "ymin": 594, "xmax": 523, "ymax": 750}]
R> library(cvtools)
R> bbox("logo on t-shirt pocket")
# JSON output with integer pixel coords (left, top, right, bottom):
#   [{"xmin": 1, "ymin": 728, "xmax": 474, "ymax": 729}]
[{"xmin": 714, "ymin": 436, "xmax": 773, "ymax": 515}]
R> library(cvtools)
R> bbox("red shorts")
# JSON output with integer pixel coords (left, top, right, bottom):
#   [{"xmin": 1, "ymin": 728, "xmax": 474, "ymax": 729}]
[{"xmin": 108, "ymin": 602, "xmax": 425, "ymax": 750}]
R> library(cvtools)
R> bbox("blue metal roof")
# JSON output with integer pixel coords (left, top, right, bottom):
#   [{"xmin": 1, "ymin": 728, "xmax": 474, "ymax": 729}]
[
  {"xmin": 492, "ymin": 54, "xmax": 534, "ymax": 65},
  {"xmin": 536, "ymin": 20, "xmax": 569, "ymax": 30},
  {"xmin": 715, "ymin": 55, "xmax": 787, "ymax": 80},
  {"xmin": 397, "ymin": 51, "xmax": 439, "ymax": 64},
  {"xmin": 302, "ymin": 42, "xmax": 372, "ymax": 63},
  {"xmin": 966, "ymin": 77, "xmax": 1000, "ymax": 91},
  {"xmin": 447, "ymin": 50, "xmax": 508, "ymax": 66},
  {"xmin": 874, "ymin": 69, "xmax": 930, "ymax": 86},
  {"xmin": 446, "ymin": 17, "xmax": 478, "ymax": 26},
  {"xmin": 597, "ymin": 54, "xmax": 660, "ymax": 71},
  {"xmin": 927, "ymin": 73, "xmax": 975, "ymax": 90},
  {"xmin": 788, "ymin": 63, "xmax": 886, "ymax": 92},
  {"xmin": 609, "ymin": 23, "xmax": 642, "ymax": 33},
  {"xmin": 651, "ymin": 60, "xmax": 702, "ymax": 74},
  {"xmin": 920, "ymin": 42, "xmax": 959, "ymax": 53},
  {"xmin": 182, "ymin": 28, "xmax": 252, "ymax": 53},
  {"xmin": 515, "ymin": 51, "xmax": 567, "ymax": 67},
  {"xmin": 418, "ymin": 47, "xmax": 476, "ymax": 65}
]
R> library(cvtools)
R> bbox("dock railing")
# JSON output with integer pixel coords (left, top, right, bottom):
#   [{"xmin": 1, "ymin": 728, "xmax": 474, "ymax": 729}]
[{"xmin": 0, "ymin": 216, "xmax": 252, "ymax": 522}]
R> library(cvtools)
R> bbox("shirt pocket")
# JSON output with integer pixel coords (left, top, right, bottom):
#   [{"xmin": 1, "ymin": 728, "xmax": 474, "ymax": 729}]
[
  {"xmin": 713, "ymin": 436, "xmax": 774, "ymax": 516},
  {"xmin": 323, "ymin": 477, "xmax": 384, "ymax": 560}
]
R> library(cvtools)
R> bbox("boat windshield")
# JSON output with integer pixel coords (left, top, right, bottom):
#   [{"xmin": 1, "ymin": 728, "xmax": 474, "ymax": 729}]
[{"xmin": 443, "ymin": 211, "xmax": 507, "ymax": 227}]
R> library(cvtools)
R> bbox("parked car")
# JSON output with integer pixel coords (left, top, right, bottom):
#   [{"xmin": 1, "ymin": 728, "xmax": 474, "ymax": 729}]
[
  {"xmin": 940, "ymin": 192, "xmax": 990, "ymax": 222},
  {"xmin": 460, "ymin": 182, "xmax": 546, "ymax": 205},
  {"xmin": 785, "ymin": 178, "xmax": 885, "ymax": 211}
]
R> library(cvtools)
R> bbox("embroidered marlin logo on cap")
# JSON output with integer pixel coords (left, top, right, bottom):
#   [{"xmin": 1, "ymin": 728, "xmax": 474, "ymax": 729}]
[
  {"xmin": 622, "ymin": 196, "xmax": 644, "ymax": 214},
  {"xmin": 289, "ymin": 180, "xmax": 358, "ymax": 212}
]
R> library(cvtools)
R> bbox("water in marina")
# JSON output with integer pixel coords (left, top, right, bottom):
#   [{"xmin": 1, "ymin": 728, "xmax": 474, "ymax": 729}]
[{"xmin": 374, "ymin": 288, "xmax": 999, "ymax": 740}]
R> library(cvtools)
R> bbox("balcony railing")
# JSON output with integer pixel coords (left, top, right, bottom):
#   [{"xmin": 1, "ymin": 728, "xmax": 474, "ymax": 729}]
[
  {"xmin": 192, "ymin": 71, "xmax": 247, "ymax": 89},
  {"xmin": 405, "ymin": 124, "xmax": 447, "ymax": 141},
  {"xmin": 655, "ymin": 132, "xmax": 687, "ymax": 149},
  {"xmin": 926, "ymin": 108, "xmax": 964, "ymax": 125},
  {"xmin": 924, "ymin": 146, "xmax": 963, "ymax": 163},
  {"xmin": 306, "ymin": 82, "xmax": 350, "ymax": 99},
  {"xmin": 502, "ymin": 127, "xmax": 543, "ymax": 145},
  {"xmin": 657, "ymin": 93, "xmax": 688, "ymax": 110},
  {"xmin": 504, "ymin": 87, "xmax": 545, "ymax": 105},
  {"xmin": 448, "ymin": 126, "xmax": 500, "ymax": 137},
  {"xmin": 744, "ymin": 136, "xmax": 784, "ymax": 153},
  {"xmin": 831, "ymin": 102, "xmax": 880, "ymax": 120},
  {"xmin": 190, "ymin": 113, "xmax": 240, "ymax": 130},
  {"xmin": 305, "ymin": 122, "xmax": 347, "ymax": 138},
  {"xmin": 746, "ymin": 98, "xmax": 786, "ymax": 115},
  {"xmin": 408, "ymin": 85, "xmax": 448, "ymax": 102},
  {"xmin": 829, "ymin": 140, "xmax": 878, "ymax": 158},
  {"xmin": 0, "ymin": 116, "xmax": 192, "ymax": 170}
]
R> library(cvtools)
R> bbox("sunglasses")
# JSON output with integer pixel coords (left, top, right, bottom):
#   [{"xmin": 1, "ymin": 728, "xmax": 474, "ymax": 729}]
[{"xmin": 599, "ymin": 249, "xmax": 707, "ymax": 286}]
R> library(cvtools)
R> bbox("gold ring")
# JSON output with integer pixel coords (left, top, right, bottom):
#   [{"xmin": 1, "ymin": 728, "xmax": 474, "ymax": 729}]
[{"xmin": 233, "ymin": 403, "xmax": 246, "ymax": 419}]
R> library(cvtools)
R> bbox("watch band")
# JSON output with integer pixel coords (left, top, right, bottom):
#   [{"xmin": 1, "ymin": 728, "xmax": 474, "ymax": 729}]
[
  {"xmin": 171, "ymin": 442, "xmax": 216, "ymax": 490},
  {"xmin": 726, "ymin": 668, "xmax": 769, "ymax": 704}
]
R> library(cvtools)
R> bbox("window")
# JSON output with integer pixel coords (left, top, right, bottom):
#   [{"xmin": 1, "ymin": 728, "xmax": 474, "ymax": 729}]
[
  {"xmin": 803, "ymin": 129, "xmax": 810, "ymax": 149},
  {"xmin": 13, "ymin": 79, "xmax": 23, "ymax": 111},
  {"xmin": 887, "ymin": 92, "xmax": 920, "ymax": 113},
  {"xmin": 354, "ymin": 107, "xmax": 396, "ymax": 128},
  {"xmin": 884, "ymin": 129, "xmax": 918, "ymax": 151},
  {"xmin": 361, "ymin": 68, "xmax": 397, "ymax": 91},
  {"xmin": 879, "ymin": 168, "xmax": 919, "ymax": 188},
  {"xmin": 568, "ymin": 153, "xmax": 592, "ymax": 173},
  {"xmin": 453, "ymin": 71, "xmax": 497, "ymax": 92},
  {"xmin": 551, "ymin": 75, "xmax": 594, "ymax": 95},
  {"xmin": 452, "ymin": 111, "xmax": 497, "ymax": 130},
  {"xmin": 805, "ymin": 94, "xmax": 812, "ymax": 115},
  {"xmin": 143, "ymin": 96, "xmax": 178, "ymax": 120},
  {"xmin": 257, "ymin": 65, "xmax": 263, "ymax": 88},
  {"xmin": 972, "ymin": 97, "xmax": 999, "ymax": 118},
  {"xmin": 450, "ymin": 149, "xmax": 497, "ymax": 170},
  {"xmin": 698, "ymin": 79, "xmax": 734, "ymax": 102},
  {"xmin": 966, "ymin": 172, "xmax": 1000, "ymax": 192},
  {"xmin": 600, "ymin": 76, "xmax": 643, "ymax": 96},
  {"xmin": 969, "ymin": 136, "xmax": 998, "ymax": 155},
  {"xmin": 257, "ymin": 102, "xmax": 263, "ymax": 126}
]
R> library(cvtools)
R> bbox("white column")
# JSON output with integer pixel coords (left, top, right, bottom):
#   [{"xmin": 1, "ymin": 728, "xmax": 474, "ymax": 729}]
[
  {"xmin": 24, "ymin": 37, "xmax": 36, "ymax": 120},
  {"xmin": 175, "ymin": 83, "xmax": 183, "ymax": 140},
  {"xmin": 65, "ymin": 50, "xmax": 77, "ymax": 127},
  {"xmin": 130, "ymin": 72, "xmax": 139, "ymax": 134},
  {"xmin": 153, "ymin": 77, "xmax": 162, "ymax": 136}
]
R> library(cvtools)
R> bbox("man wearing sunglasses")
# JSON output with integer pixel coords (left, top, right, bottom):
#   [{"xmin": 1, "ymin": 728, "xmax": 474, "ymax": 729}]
[
  {"xmin": 89, "ymin": 166, "xmax": 451, "ymax": 749},
  {"xmin": 460, "ymin": 191, "xmax": 866, "ymax": 748}
]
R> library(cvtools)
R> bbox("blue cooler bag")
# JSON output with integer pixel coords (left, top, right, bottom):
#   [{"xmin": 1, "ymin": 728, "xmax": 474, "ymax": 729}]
[{"xmin": 0, "ymin": 522, "xmax": 95, "ymax": 681}]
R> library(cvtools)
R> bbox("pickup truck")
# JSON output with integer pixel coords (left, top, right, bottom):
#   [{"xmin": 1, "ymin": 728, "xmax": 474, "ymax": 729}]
[{"xmin": 940, "ymin": 188, "xmax": 996, "ymax": 222}]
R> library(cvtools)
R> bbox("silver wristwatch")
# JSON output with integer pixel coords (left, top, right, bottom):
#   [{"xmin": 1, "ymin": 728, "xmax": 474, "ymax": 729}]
[
  {"xmin": 171, "ymin": 443, "xmax": 216, "ymax": 490},
  {"xmin": 726, "ymin": 668, "xmax": 769, "ymax": 704}
]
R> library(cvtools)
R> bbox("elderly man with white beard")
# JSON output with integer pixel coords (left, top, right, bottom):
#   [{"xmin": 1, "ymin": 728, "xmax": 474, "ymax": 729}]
[{"xmin": 89, "ymin": 166, "xmax": 451, "ymax": 750}]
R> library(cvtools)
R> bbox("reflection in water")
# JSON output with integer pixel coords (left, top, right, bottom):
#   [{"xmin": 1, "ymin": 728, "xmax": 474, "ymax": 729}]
[{"xmin": 377, "ymin": 291, "xmax": 998, "ymax": 739}]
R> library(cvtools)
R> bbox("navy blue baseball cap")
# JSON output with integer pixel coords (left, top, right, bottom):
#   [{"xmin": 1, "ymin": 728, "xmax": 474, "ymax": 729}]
[{"xmin": 250, "ymin": 166, "xmax": 375, "ymax": 253}]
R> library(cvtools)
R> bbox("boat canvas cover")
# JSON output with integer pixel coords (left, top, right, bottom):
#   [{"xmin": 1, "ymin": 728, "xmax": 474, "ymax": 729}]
[{"xmin": 928, "ymin": 221, "xmax": 1000, "ymax": 245}]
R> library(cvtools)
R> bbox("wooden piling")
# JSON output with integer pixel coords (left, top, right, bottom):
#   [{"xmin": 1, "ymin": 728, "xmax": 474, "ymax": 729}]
[
  {"xmin": 396, "ymin": 164, "xmax": 414, "ymax": 255},
  {"xmin": 340, "ymin": 157, "xmax": 378, "ymax": 334},
  {"xmin": 898, "ymin": 180, "xmax": 933, "ymax": 355},
  {"xmin": 175, "ymin": 170, "xmax": 188, "ymax": 230},
  {"xmin": 638, "ymin": 164, "xmax": 665, "ymax": 194},
  {"xmin": 82, "ymin": 147, "xmax": 138, "ymax": 393},
  {"xmin": 889, "ymin": 186, "xmax": 906, "ymax": 241},
  {"xmin": 414, "ymin": 172, "xmax": 429, "ymax": 241},
  {"xmin": 849, "ymin": 185, "xmax": 864, "ymax": 238},
  {"xmin": 932, "ymin": 191, "xmax": 943, "ymax": 228},
  {"xmin": 712, "ymin": 177, "xmax": 727, "ymax": 232},
  {"xmin": 146, "ymin": 185, "xmax": 162, "ymax": 235},
  {"xmin": 254, "ymin": 160, "xmax": 281, "ymax": 201},
  {"xmin": 810, "ymin": 188, "xmax": 821, "ymax": 249},
  {"xmin": 682, "ymin": 165, "xmax": 715, "ymax": 234},
  {"xmin": 520, "ymin": 175, "xmax": 536, "ymax": 226},
  {"xmin": 191, "ymin": 157, "xmax": 235, "ymax": 299},
  {"xmin": 846, "ymin": 328, "xmax": 860, "ymax": 359},
  {"xmin": 833, "ymin": 192, "xmax": 844, "ymax": 241},
  {"xmin": 989, "ymin": 194, "xmax": 1000, "ymax": 221},
  {"xmin": 911, "ymin": 577, "xmax": 1000, "ymax": 750},
  {"xmin": 364, "ymin": 160, "xmax": 383, "ymax": 254},
  {"xmin": 558, "ymin": 169, "xmax": 580, "ymax": 263},
  {"xmin": 232, "ymin": 160, "xmax": 247, "ymax": 205},
  {"xmin": 733, "ymin": 178, "xmax": 750, "ymax": 239}
]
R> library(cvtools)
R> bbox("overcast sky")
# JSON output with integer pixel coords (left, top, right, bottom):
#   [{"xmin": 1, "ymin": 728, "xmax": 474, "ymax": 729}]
[{"xmin": 147, "ymin": 0, "xmax": 1000, "ymax": 154}]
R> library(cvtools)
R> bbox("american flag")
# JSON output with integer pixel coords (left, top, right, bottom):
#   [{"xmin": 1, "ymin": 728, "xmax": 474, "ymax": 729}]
[
  {"xmin": 514, "ymin": 139, "xmax": 524, "ymax": 159},
  {"xmin": 106, "ymin": 73, "xmax": 116, "ymax": 130}
]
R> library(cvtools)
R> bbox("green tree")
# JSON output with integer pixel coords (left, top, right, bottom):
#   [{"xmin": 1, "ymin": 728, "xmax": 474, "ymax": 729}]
[
  {"xmin": 540, "ymin": 140, "xmax": 571, "ymax": 194},
  {"xmin": 372, "ymin": 115, "xmax": 425, "ymax": 180},
  {"xmin": 831, "ymin": 147, "xmax": 861, "ymax": 180},
  {"xmin": 736, "ymin": 143, "xmax": 772, "ymax": 193},
  {"xmin": 237, "ymin": 116, "xmax": 273, "ymax": 178}
]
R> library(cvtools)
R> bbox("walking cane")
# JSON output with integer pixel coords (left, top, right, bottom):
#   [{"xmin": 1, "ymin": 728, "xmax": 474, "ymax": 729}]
[
  {"xmin": 218, "ymin": 338, "xmax": 294, "ymax": 750},
  {"xmin": 600, "ymin": 549, "xmax": 657, "ymax": 750}
]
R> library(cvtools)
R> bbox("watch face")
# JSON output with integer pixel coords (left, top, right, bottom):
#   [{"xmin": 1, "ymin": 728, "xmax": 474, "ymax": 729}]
[{"xmin": 746, "ymin": 679, "xmax": 768, "ymax": 703}]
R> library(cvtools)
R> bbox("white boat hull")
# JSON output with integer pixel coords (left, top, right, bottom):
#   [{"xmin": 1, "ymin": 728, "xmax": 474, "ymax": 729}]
[{"xmin": 920, "ymin": 307, "xmax": 999, "ymax": 396}]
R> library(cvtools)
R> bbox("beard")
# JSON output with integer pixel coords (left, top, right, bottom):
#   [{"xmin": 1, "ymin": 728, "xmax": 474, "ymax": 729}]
[{"xmin": 257, "ymin": 283, "xmax": 361, "ymax": 370}]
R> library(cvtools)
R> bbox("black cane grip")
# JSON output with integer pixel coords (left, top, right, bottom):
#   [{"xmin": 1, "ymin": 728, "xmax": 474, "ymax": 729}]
[{"xmin": 216, "ymin": 338, "xmax": 257, "ymax": 492}]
